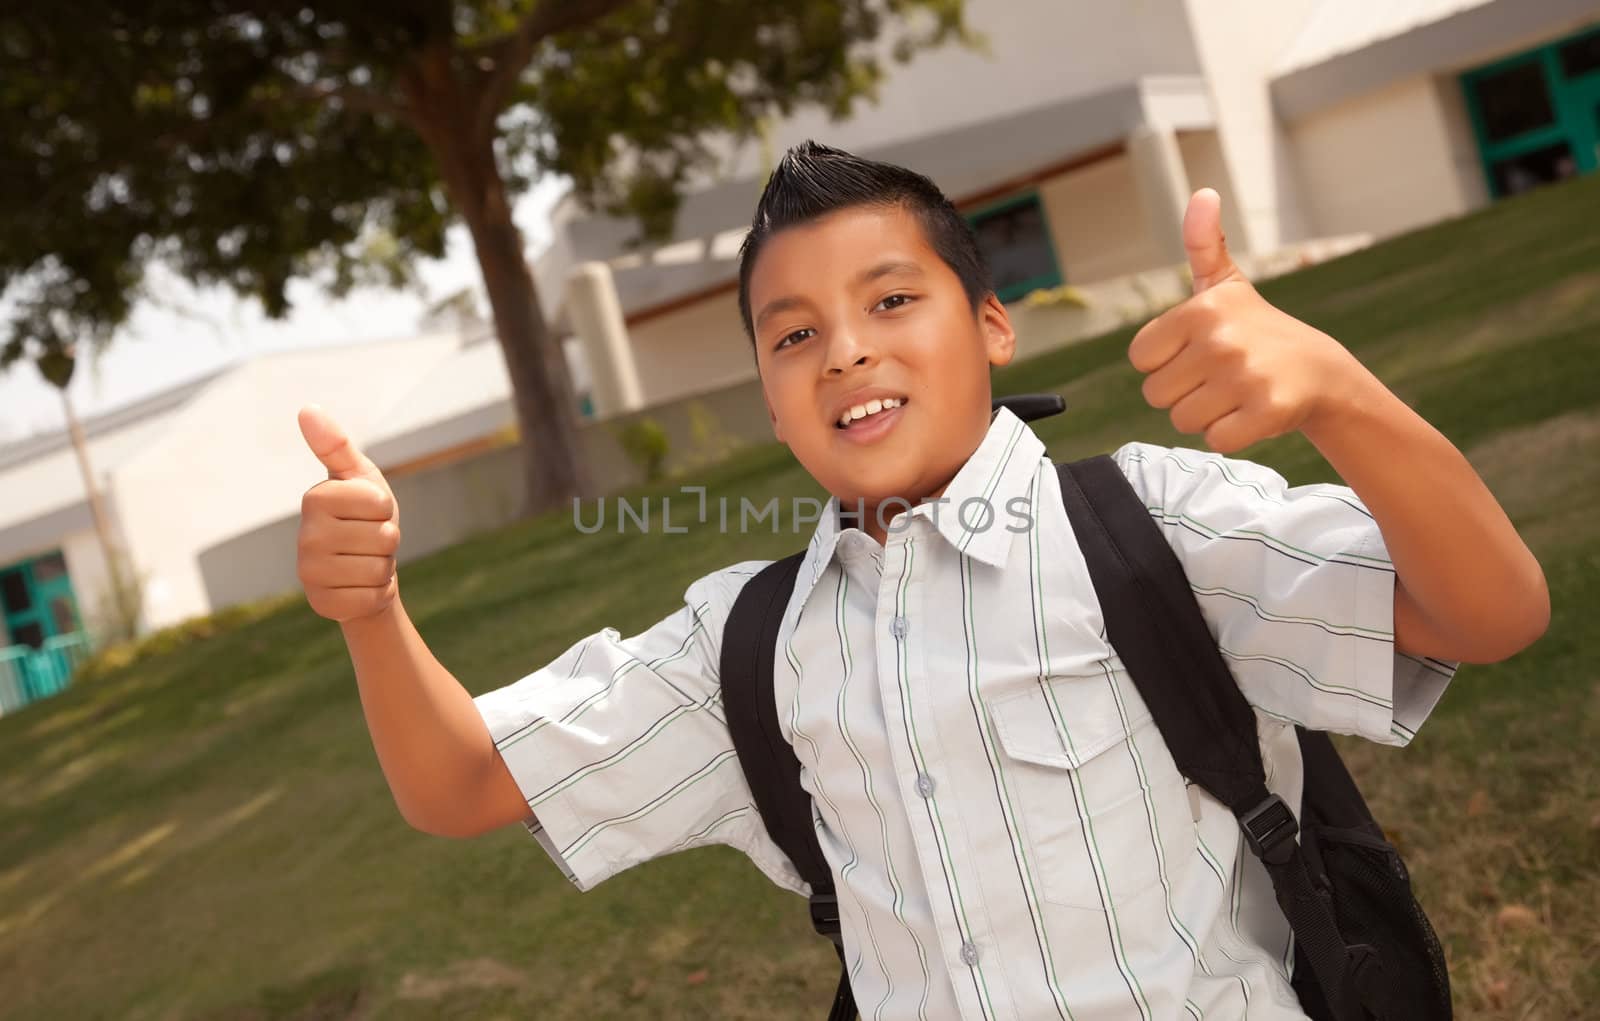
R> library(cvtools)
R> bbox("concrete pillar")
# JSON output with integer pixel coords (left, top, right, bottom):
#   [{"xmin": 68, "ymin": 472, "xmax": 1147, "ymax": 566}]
[
  {"xmin": 1127, "ymin": 123, "xmax": 1193, "ymax": 266},
  {"xmin": 564, "ymin": 260, "xmax": 644, "ymax": 418}
]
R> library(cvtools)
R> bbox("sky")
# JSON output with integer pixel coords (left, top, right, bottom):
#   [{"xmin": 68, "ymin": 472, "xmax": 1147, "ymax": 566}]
[{"xmin": 0, "ymin": 178, "xmax": 567, "ymax": 444}]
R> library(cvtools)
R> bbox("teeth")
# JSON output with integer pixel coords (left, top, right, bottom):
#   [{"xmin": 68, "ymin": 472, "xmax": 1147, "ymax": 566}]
[{"xmin": 837, "ymin": 397, "xmax": 904, "ymax": 427}]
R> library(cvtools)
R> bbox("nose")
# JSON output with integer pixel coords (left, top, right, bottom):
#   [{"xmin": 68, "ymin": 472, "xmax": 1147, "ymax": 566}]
[{"xmin": 823, "ymin": 324, "xmax": 877, "ymax": 377}]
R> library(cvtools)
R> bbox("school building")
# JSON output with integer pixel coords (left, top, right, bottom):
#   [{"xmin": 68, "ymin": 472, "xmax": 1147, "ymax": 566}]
[{"xmin": 3, "ymin": 0, "xmax": 1596, "ymax": 711}]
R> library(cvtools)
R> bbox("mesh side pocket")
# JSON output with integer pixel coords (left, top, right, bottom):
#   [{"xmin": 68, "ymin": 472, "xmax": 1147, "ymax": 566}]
[{"xmin": 1316, "ymin": 827, "xmax": 1452, "ymax": 1020}]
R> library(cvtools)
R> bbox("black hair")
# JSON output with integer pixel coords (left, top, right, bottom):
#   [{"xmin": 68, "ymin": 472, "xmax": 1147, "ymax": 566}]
[{"xmin": 736, "ymin": 140, "xmax": 993, "ymax": 343}]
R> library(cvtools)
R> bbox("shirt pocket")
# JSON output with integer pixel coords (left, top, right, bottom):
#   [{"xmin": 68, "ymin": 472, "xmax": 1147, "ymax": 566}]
[{"xmin": 987, "ymin": 666, "xmax": 1195, "ymax": 910}]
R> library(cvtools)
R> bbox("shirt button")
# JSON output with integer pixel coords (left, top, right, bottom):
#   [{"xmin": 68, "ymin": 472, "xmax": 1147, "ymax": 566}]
[
  {"xmin": 889, "ymin": 615, "xmax": 908, "ymax": 638},
  {"xmin": 960, "ymin": 941, "xmax": 980, "ymax": 966},
  {"xmin": 915, "ymin": 773, "xmax": 935, "ymax": 798}
]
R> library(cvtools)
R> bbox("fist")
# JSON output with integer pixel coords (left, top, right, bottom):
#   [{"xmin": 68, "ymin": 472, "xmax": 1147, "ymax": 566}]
[
  {"xmin": 296, "ymin": 406, "xmax": 401, "ymax": 622},
  {"xmin": 1128, "ymin": 188, "xmax": 1363, "ymax": 454}
]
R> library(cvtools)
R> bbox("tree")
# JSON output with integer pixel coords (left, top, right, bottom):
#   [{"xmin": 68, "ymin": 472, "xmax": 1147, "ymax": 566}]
[
  {"xmin": 30, "ymin": 349, "xmax": 144, "ymax": 644},
  {"xmin": 0, "ymin": 0, "xmax": 975, "ymax": 514}
]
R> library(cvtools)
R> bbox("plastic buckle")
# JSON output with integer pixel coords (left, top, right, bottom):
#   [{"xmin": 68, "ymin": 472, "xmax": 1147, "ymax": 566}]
[
  {"xmin": 1240, "ymin": 794, "xmax": 1300, "ymax": 865},
  {"xmin": 809, "ymin": 892, "xmax": 843, "ymax": 944}
]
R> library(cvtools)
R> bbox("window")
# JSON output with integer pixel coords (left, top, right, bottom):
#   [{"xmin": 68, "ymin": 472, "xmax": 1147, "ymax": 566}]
[
  {"xmin": 966, "ymin": 194, "xmax": 1063, "ymax": 304},
  {"xmin": 1471, "ymin": 61, "xmax": 1555, "ymax": 142},
  {"xmin": 1558, "ymin": 28, "xmax": 1600, "ymax": 79},
  {"xmin": 1, "ymin": 571, "xmax": 30, "ymax": 615},
  {"xmin": 11, "ymin": 621, "xmax": 43, "ymax": 649},
  {"xmin": 32, "ymin": 551, "xmax": 67, "ymax": 584},
  {"xmin": 1491, "ymin": 142, "xmax": 1579, "ymax": 196},
  {"xmin": 1461, "ymin": 25, "xmax": 1600, "ymax": 198},
  {"xmin": 49, "ymin": 596, "xmax": 79, "ymax": 636},
  {"xmin": 1, "ymin": 552, "xmax": 82, "ymax": 651}
]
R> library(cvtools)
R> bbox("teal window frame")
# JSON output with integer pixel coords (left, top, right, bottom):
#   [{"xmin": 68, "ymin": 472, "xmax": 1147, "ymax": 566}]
[
  {"xmin": 0, "ymin": 551, "xmax": 82, "ymax": 650},
  {"xmin": 1460, "ymin": 22, "xmax": 1600, "ymax": 198},
  {"xmin": 964, "ymin": 192, "xmax": 1065, "ymax": 304}
]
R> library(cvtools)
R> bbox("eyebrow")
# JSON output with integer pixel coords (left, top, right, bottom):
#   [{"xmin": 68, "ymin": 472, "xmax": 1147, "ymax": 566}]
[{"xmin": 753, "ymin": 259, "xmax": 926, "ymax": 332}]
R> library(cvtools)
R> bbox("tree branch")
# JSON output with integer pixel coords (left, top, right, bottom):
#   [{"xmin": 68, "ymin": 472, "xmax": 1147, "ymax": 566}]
[
  {"xmin": 291, "ymin": 80, "xmax": 409, "ymax": 122},
  {"xmin": 471, "ymin": 0, "xmax": 637, "ymax": 144}
]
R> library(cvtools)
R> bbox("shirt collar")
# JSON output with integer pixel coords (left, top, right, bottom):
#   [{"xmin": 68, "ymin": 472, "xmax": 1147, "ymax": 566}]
[
  {"xmin": 794, "ymin": 405, "xmax": 1046, "ymax": 601},
  {"xmin": 917, "ymin": 405, "xmax": 1045, "ymax": 567}
]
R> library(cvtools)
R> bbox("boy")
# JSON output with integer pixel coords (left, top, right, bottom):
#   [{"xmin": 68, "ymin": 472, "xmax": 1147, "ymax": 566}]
[{"xmin": 295, "ymin": 141, "xmax": 1548, "ymax": 1019}]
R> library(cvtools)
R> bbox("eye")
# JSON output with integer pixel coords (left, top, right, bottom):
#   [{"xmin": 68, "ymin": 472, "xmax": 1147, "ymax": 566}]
[
  {"xmin": 873, "ymin": 293, "xmax": 916, "ymax": 312},
  {"xmin": 775, "ymin": 327, "xmax": 815, "ymax": 350}
]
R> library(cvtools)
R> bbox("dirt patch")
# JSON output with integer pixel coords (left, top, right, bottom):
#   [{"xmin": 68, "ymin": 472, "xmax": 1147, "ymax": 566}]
[
  {"xmin": 201, "ymin": 965, "xmax": 369, "ymax": 1021},
  {"xmin": 395, "ymin": 957, "xmax": 529, "ymax": 1000}
]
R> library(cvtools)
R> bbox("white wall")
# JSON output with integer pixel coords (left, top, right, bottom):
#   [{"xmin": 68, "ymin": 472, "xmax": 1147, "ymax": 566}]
[
  {"xmin": 1039, "ymin": 153, "xmax": 1163, "ymax": 284},
  {"xmin": 627, "ymin": 296, "xmax": 756, "ymax": 407},
  {"xmin": 619, "ymin": 137, "xmax": 1249, "ymax": 406},
  {"xmin": 1013, "ymin": 130, "xmax": 1242, "ymax": 286},
  {"xmin": 0, "ymin": 411, "xmax": 174, "ymax": 553},
  {"xmin": 1290, "ymin": 74, "xmax": 1486, "ymax": 239},
  {"xmin": 107, "ymin": 339, "xmax": 459, "ymax": 630},
  {"xmin": 57, "ymin": 526, "xmax": 129, "ymax": 644},
  {"xmin": 694, "ymin": 0, "xmax": 1203, "ymax": 184},
  {"xmin": 1179, "ymin": 0, "xmax": 1321, "ymax": 252}
]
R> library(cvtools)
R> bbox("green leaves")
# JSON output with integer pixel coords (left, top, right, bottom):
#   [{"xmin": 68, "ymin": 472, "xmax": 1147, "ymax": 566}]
[{"xmin": 1, "ymin": 1, "xmax": 974, "ymax": 382}]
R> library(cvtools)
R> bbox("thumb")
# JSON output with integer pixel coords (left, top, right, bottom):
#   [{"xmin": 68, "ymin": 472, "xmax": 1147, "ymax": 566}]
[
  {"xmin": 298, "ymin": 405, "xmax": 382, "ymax": 484},
  {"xmin": 1183, "ymin": 188, "xmax": 1240, "ymax": 294}
]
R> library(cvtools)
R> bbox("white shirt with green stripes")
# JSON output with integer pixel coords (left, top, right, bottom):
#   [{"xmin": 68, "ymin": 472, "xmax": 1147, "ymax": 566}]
[{"xmin": 473, "ymin": 406, "xmax": 1455, "ymax": 1020}]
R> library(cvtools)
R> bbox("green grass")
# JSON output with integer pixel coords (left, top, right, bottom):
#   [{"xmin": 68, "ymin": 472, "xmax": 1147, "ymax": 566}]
[{"xmin": 3, "ymin": 173, "xmax": 1600, "ymax": 1020}]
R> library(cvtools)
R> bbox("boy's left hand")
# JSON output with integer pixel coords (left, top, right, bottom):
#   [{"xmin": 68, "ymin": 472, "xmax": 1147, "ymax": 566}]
[{"xmin": 1128, "ymin": 189, "xmax": 1371, "ymax": 454}]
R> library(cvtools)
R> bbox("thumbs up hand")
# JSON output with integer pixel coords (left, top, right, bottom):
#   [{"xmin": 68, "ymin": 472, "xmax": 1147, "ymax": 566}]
[
  {"xmin": 296, "ymin": 406, "xmax": 401, "ymax": 623},
  {"xmin": 1128, "ymin": 189, "xmax": 1366, "ymax": 454}
]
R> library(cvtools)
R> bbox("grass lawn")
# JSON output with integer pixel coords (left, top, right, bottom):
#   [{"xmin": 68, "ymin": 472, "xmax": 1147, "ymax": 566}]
[{"xmin": 3, "ymin": 172, "xmax": 1599, "ymax": 1021}]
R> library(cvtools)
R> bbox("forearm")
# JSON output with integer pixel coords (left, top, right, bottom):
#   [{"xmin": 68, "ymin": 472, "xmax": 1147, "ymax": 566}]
[
  {"xmin": 1302, "ymin": 370, "xmax": 1549, "ymax": 662},
  {"xmin": 339, "ymin": 597, "xmax": 512, "ymax": 835}
]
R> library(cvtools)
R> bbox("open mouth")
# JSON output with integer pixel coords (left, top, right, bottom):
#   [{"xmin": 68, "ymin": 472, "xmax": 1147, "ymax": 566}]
[{"xmin": 835, "ymin": 396, "xmax": 908, "ymax": 429}]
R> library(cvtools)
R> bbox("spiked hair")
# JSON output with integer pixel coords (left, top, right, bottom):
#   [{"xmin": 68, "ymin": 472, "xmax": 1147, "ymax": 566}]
[{"xmin": 736, "ymin": 140, "xmax": 992, "ymax": 342}]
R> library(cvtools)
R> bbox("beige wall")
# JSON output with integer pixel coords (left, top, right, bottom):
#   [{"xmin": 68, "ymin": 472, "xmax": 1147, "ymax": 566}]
[
  {"xmin": 1035, "ymin": 131, "xmax": 1245, "ymax": 287},
  {"xmin": 196, "ymin": 378, "xmax": 779, "ymax": 613},
  {"xmin": 109, "ymin": 340, "xmax": 459, "ymax": 630},
  {"xmin": 58, "ymin": 526, "xmax": 130, "ymax": 645},
  {"xmin": 1039, "ymin": 154, "xmax": 1164, "ymax": 284},
  {"xmin": 1290, "ymin": 74, "xmax": 1487, "ymax": 240},
  {"xmin": 1180, "ymin": 0, "xmax": 1321, "ymax": 252},
  {"xmin": 698, "ymin": 0, "xmax": 1202, "ymax": 184},
  {"xmin": 627, "ymin": 295, "xmax": 755, "ymax": 407},
  {"xmin": 621, "ymin": 138, "xmax": 1249, "ymax": 403}
]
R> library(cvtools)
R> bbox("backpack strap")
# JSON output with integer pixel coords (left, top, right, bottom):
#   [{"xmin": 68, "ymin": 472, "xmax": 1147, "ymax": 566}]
[
  {"xmin": 1056, "ymin": 456, "xmax": 1361, "ymax": 1021},
  {"xmin": 722, "ymin": 552, "xmax": 857, "ymax": 1021}
]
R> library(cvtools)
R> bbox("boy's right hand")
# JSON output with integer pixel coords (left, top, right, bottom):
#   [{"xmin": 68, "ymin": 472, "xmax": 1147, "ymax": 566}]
[{"xmin": 296, "ymin": 406, "xmax": 401, "ymax": 623}]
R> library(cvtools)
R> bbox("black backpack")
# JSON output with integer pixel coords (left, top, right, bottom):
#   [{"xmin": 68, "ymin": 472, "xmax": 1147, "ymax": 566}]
[{"xmin": 719, "ymin": 395, "xmax": 1451, "ymax": 1021}]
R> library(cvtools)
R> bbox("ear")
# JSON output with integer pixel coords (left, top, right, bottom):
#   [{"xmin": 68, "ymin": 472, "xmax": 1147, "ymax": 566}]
[{"xmin": 979, "ymin": 293, "xmax": 1016, "ymax": 368}]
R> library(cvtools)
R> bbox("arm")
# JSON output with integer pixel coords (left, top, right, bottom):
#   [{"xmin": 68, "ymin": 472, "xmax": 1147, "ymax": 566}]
[
  {"xmin": 339, "ymin": 598, "xmax": 532, "ymax": 838},
  {"xmin": 1299, "ymin": 379, "xmax": 1548, "ymax": 662},
  {"xmin": 296, "ymin": 406, "xmax": 529, "ymax": 838},
  {"xmin": 1130, "ymin": 188, "xmax": 1549, "ymax": 665}
]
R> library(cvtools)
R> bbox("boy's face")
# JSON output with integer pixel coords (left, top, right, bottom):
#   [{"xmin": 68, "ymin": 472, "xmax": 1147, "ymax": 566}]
[{"xmin": 748, "ymin": 204, "xmax": 1016, "ymax": 513}]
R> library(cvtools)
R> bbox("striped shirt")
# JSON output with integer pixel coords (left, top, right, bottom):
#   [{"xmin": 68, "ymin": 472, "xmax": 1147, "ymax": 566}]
[{"xmin": 473, "ymin": 406, "xmax": 1455, "ymax": 1019}]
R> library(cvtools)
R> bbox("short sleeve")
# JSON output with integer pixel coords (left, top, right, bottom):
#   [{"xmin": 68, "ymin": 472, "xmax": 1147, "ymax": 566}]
[
  {"xmin": 1112, "ymin": 442, "xmax": 1457, "ymax": 746},
  {"xmin": 472, "ymin": 560, "xmax": 807, "ymax": 894}
]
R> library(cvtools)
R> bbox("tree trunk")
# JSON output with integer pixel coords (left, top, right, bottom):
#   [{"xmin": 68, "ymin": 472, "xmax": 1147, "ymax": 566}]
[
  {"xmin": 405, "ymin": 55, "xmax": 592, "ymax": 518},
  {"xmin": 461, "ymin": 181, "xmax": 593, "ymax": 516}
]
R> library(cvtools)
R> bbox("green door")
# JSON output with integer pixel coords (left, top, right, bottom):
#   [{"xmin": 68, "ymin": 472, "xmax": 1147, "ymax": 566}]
[
  {"xmin": 0, "ymin": 551, "xmax": 80, "ymax": 649},
  {"xmin": 0, "ymin": 551, "xmax": 85, "ymax": 709},
  {"xmin": 1462, "ymin": 24, "xmax": 1600, "ymax": 197}
]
